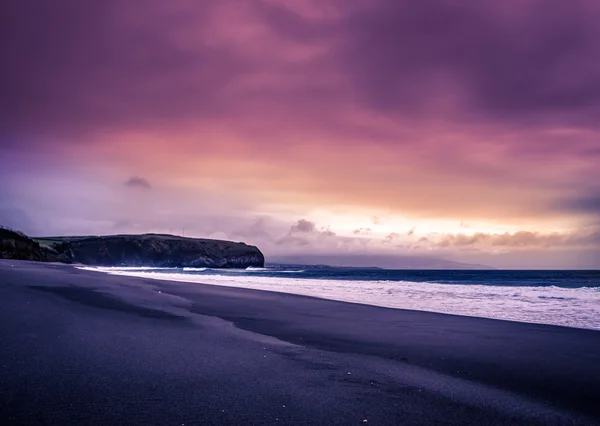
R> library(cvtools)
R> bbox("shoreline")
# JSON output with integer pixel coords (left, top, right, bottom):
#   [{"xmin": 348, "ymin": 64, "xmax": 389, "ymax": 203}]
[
  {"xmin": 79, "ymin": 264, "xmax": 600, "ymax": 331},
  {"xmin": 1, "ymin": 259, "xmax": 599, "ymax": 425}
]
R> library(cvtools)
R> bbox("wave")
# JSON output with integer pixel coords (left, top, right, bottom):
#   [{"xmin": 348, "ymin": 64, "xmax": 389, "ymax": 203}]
[
  {"xmin": 79, "ymin": 266, "xmax": 305, "ymax": 274},
  {"xmin": 88, "ymin": 268, "xmax": 600, "ymax": 330},
  {"xmin": 78, "ymin": 266, "xmax": 177, "ymax": 271},
  {"xmin": 203, "ymin": 267, "xmax": 304, "ymax": 273},
  {"xmin": 224, "ymin": 268, "xmax": 305, "ymax": 273}
]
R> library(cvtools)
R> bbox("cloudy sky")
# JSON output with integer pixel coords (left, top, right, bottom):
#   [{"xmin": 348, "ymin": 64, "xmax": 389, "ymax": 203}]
[{"xmin": 1, "ymin": 0, "xmax": 599, "ymax": 268}]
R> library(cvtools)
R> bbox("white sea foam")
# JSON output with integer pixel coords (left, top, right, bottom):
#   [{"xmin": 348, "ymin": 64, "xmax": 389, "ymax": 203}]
[
  {"xmin": 79, "ymin": 266, "xmax": 177, "ymax": 271},
  {"xmin": 80, "ymin": 267, "xmax": 600, "ymax": 330}
]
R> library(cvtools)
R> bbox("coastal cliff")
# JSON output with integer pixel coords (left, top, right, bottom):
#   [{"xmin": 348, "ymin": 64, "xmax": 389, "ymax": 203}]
[
  {"xmin": 51, "ymin": 234, "xmax": 265, "ymax": 268},
  {"xmin": 1, "ymin": 230, "xmax": 265, "ymax": 268},
  {"xmin": 0, "ymin": 228, "xmax": 71, "ymax": 263}
]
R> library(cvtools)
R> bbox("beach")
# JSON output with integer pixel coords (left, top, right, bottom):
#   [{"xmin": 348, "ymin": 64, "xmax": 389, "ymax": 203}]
[{"xmin": 1, "ymin": 259, "xmax": 599, "ymax": 425}]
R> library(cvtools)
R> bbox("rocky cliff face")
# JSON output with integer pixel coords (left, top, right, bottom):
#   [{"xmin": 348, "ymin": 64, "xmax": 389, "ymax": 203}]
[
  {"xmin": 1, "ymin": 230, "xmax": 265, "ymax": 268},
  {"xmin": 50, "ymin": 234, "xmax": 265, "ymax": 268},
  {"xmin": 0, "ymin": 228, "xmax": 71, "ymax": 263}
]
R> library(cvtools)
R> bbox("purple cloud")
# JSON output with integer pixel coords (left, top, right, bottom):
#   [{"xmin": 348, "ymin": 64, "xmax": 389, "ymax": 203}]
[
  {"xmin": 124, "ymin": 176, "xmax": 151, "ymax": 190},
  {"xmin": 290, "ymin": 219, "xmax": 317, "ymax": 234}
]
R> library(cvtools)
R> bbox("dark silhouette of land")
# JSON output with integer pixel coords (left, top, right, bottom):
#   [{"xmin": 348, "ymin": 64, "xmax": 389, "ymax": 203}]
[{"xmin": 0, "ymin": 228, "xmax": 264, "ymax": 268}]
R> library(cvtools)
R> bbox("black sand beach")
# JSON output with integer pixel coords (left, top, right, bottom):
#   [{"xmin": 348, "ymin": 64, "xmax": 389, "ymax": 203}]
[{"xmin": 1, "ymin": 260, "xmax": 599, "ymax": 425}]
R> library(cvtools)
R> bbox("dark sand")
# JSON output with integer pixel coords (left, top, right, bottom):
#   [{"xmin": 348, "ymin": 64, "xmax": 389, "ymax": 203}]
[{"xmin": 1, "ymin": 260, "xmax": 599, "ymax": 425}]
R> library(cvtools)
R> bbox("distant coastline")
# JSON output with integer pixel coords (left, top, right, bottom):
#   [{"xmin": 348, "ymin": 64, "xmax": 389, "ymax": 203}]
[{"xmin": 2, "ymin": 227, "xmax": 497, "ymax": 270}]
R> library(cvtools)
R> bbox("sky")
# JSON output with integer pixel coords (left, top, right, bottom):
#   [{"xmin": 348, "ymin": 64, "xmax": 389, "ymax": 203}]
[{"xmin": 1, "ymin": 0, "xmax": 599, "ymax": 269}]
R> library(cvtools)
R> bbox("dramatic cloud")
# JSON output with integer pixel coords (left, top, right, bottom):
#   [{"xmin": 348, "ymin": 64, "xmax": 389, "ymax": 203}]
[
  {"xmin": 334, "ymin": 1, "xmax": 600, "ymax": 125},
  {"xmin": 124, "ymin": 176, "xmax": 151, "ymax": 190},
  {"xmin": 1, "ymin": 0, "xmax": 599, "ymax": 268},
  {"xmin": 290, "ymin": 219, "xmax": 317, "ymax": 234},
  {"xmin": 432, "ymin": 230, "xmax": 600, "ymax": 249},
  {"xmin": 278, "ymin": 219, "xmax": 339, "ymax": 247}
]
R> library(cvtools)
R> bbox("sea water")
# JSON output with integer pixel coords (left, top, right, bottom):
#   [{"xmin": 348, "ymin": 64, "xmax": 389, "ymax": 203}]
[{"xmin": 79, "ymin": 266, "xmax": 600, "ymax": 330}]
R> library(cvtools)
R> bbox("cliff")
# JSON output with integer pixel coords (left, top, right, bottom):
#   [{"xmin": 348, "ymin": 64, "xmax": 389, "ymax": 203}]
[
  {"xmin": 0, "ymin": 228, "xmax": 71, "ymax": 263},
  {"xmin": 2, "ymin": 230, "xmax": 264, "ymax": 268},
  {"xmin": 44, "ymin": 233, "xmax": 264, "ymax": 268}
]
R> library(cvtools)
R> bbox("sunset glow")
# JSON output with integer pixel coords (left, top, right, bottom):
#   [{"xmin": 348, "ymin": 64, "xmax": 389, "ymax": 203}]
[{"xmin": 1, "ymin": 0, "xmax": 599, "ymax": 268}]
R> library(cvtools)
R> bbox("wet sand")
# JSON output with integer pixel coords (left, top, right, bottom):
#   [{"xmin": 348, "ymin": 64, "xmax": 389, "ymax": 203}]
[{"xmin": 1, "ymin": 260, "xmax": 599, "ymax": 425}]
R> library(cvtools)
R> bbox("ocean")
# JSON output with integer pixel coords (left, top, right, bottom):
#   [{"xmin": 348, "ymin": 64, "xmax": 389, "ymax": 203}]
[{"xmin": 80, "ymin": 266, "xmax": 600, "ymax": 331}]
